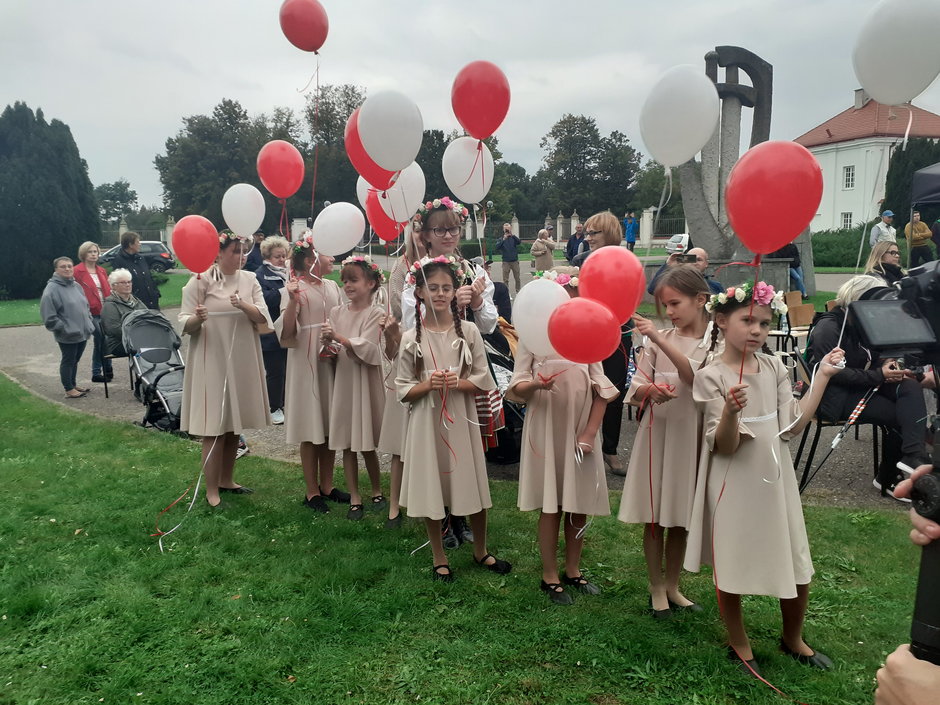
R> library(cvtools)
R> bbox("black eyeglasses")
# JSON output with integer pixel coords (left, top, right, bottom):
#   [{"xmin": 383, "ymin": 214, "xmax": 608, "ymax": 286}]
[
  {"xmin": 886, "ymin": 250, "xmax": 900, "ymax": 256},
  {"xmin": 430, "ymin": 226, "xmax": 461, "ymax": 238},
  {"xmin": 584, "ymin": 229, "xmax": 603, "ymax": 236}
]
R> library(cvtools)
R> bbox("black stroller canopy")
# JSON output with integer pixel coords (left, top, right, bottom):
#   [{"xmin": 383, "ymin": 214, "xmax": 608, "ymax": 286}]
[{"xmin": 911, "ymin": 161, "xmax": 940, "ymax": 205}]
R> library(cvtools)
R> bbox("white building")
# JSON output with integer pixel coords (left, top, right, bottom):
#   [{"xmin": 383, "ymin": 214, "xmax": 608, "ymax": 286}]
[{"xmin": 794, "ymin": 89, "xmax": 940, "ymax": 232}]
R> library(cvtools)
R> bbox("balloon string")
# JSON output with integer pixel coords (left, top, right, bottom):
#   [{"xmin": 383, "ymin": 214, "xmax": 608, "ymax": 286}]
[
  {"xmin": 309, "ymin": 55, "xmax": 321, "ymax": 220},
  {"xmin": 479, "ymin": 205, "xmax": 488, "ymax": 260},
  {"xmin": 902, "ymin": 104, "xmax": 914, "ymax": 150},
  {"xmin": 736, "ymin": 256, "xmax": 762, "ymax": 385},
  {"xmin": 278, "ymin": 199, "xmax": 289, "ymax": 240},
  {"xmin": 458, "ymin": 140, "xmax": 485, "ymax": 190},
  {"xmin": 295, "ymin": 59, "xmax": 320, "ymax": 94}
]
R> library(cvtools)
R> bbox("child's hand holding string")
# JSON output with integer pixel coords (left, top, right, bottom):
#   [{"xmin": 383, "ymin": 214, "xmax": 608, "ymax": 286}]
[
  {"xmin": 725, "ymin": 383, "xmax": 749, "ymax": 414},
  {"xmin": 644, "ymin": 383, "xmax": 676, "ymax": 405},
  {"xmin": 321, "ymin": 319, "xmax": 334, "ymax": 343},
  {"xmin": 286, "ymin": 279, "xmax": 301, "ymax": 302},
  {"xmin": 429, "ymin": 370, "xmax": 448, "ymax": 391},
  {"xmin": 818, "ymin": 347, "xmax": 845, "ymax": 378},
  {"xmin": 632, "ymin": 314, "xmax": 661, "ymax": 344},
  {"xmin": 469, "ymin": 275, "xmax": 485, "ymax": 309},
  {"xmin": 380, "ymin": 314, "xmax": 400, "ymax": 336}
]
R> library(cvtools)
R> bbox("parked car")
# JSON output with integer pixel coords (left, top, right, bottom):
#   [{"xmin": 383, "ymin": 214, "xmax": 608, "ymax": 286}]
[{"xmin": 100, "ymin": 241, "xmax": 176, "ymax": 272}]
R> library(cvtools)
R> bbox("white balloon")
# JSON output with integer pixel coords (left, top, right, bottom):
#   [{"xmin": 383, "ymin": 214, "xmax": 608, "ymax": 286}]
[
  {"xmin": 358, "ymin": 91, "xmax": 424, "ymax": 172},
  {"xmin": 639, "ymin": 65, "xmax": 720, "ymax": 168},
  {"xmin": 221, "ymin": 183, "xmax": 266, "ymax": 238},
  {"xmin": 355, "ymin": 176, "xmax": 371, "ymax": 210},
  {"xmin": 853, "ymin": 0, "xmax": 940, "ymax": 106},
  {"xmin": 513, "ymin": 279, "xmax": 571, "ymax": 357},
  {"xmin": 311, "ymin": 202, "xmax": 366, "ymax": 256},
  {"xmin": 442, "ymin": 137, "xmax": 495, "ymax": 204},
  {"xmin": 379, "ymin": 162, "xmax": 426, "ymax": 221}
]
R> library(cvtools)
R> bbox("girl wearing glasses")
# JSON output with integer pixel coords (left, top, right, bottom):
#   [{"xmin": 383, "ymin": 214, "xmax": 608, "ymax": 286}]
[{"xmin": 864, "ymin": 241, "xmax": 905, "ymax": 285}]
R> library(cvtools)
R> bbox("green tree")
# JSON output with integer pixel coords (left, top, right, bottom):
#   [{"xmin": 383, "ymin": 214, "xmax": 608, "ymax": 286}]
[
  {"xmin": 302, "ymin": 84, "xmax": 364, "ymax": 211},
  {"xmin": 537, "ymin": 114, "xmax": 602, "ymax": 216},
  {"xmin": 884, "ymin": 137, "xmax": 940, "ymax": 231},
  {"xmin": 595, "ymin": 130, "xmax": 641, "ymax": 216},
  {"xmin": 0, "ymin": 102, "xmax": 100, "ymax": 299},
  {"xmin": 94, "ymin": 178, "xmax": 138, "ymax": 223},
  {"xmin": 630, "ymin": 159, "xmax": 685, "ymax": 219}
]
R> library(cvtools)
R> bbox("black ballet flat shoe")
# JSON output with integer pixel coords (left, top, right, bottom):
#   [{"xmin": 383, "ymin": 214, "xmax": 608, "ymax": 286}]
[
  {"xmin": 432, "ymin": 564, "xmax": 455, "ymax": 583},
  {"xmin": 384, "ymin": 513, "xmax": 403, "ymax": 529},
  {"xmin": 370, "ymin": 494, "xmax": 387, "ymax": 511},
  {"xmin": 346, "ymin": 504, "xmax": 364, "ymax": 521},
  {"xmin": 474, "ymin": 552, "xmax": 512, "ymax": 574},
  {"xmin": 219, "ymin": 485, "xmax": 254, "ymax": 495},
  {"xmin": 303, "ymin": 495, "xmax": 330, "ymax": 513},
  {"xmin": 540, "ymin": 580, "xmax": 574, "ymax": 605},
  {"xmin": 648, "ymin": 596, "xmax": 672, "ymax": 620},
  {"xmin": 668, "ymin": 598, "xmax": 703, "ymax": 612},
  {"xmin": 780, "ymin": 640, "xmax": 833, "ymax": 670},
  {"xmin": 563, "ymin": 573, "xmax": 601, "ymax": 595},
  {"xmin": 727, "ymin": 646, "xmax": 762, "ymax": 678},
  {"xmin": 322, "ymin": 487, "xmax": 351, "ymax": 504}
]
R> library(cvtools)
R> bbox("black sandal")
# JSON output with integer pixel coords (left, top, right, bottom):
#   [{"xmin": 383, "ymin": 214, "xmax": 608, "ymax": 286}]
[
  {"xmin": 562, "ymin": 573, "xmax": 601, "ymax": 595},
  {"xmin": 346, "ymin": 504, "xmax": 364, "ymax": 521},
  {"xmin": 370, "ymin": 494, "xmax": 387, "ymax": 510},
  {"xmin": 432, "ymin": 564, "xmax": 455, "ymax": 583},
  {"xmin": 474, "ymin": 552, "xmax": 512, "ymax": 574},
  {"xmin": 540, "ymin": 580, "xmax": 573, "ymax": 605},
  {"xmin": 219, "ymin": 485, "xmax": 254, "ymax": 494}
]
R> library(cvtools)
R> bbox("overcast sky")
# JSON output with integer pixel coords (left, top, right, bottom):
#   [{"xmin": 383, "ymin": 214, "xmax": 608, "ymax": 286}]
[{"xmin": 4, "ymin": 0, "xmax": 940, "ymax": 206}]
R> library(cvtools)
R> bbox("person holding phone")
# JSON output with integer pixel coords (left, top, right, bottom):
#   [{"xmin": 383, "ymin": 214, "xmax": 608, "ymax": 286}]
[{"xmin": 647, "ymin": 247, "xmax": 723, "ymax": 296}]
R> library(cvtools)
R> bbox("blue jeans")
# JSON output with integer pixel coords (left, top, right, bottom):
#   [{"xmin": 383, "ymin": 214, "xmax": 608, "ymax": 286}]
[
  {"xmin": 58, "ymin": 340, "xmax": 87, "ymax": 391},
  {"xmin": 91, "ymin": 315, "xmax": 113, "ymax": 377},
  {"xmin": 789, "ymin": 266, "xmax": 807, "ymax": 296}
]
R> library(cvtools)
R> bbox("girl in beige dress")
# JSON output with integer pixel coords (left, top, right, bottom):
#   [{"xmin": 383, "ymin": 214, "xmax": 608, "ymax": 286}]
[
  {"xmin": 276, "ymin": 241, "xmax": 347, "ymax": 513},
  {"xmin": 395, "ymin": 257, "xmax": 512, "ymax": 582},
  {"xmin": 322, "ymin": 256, "xmax": 387, "ymax": 521},
  {"xmin": 507, "ymin": 276, "xmax": 617, "ymax": 605},
  {"xmin": 684, "ymin": 281, "xmax": 844, "ymax": 676},
  {"xmin": 618, "ymin": 266, "xmax": 712, "ymax": 616},
  {"xmin": 179, "ymin": 234, "xmax": 273, "ymax": 508}
]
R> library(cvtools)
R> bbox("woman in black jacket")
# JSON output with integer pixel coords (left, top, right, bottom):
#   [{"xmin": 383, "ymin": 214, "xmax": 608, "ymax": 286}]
[
  {"xmin": 255, "ymin": 236, "xmax": 291, "ymax": 424},
  {"xmin": 806, "ymin": 275, "xmax": 928, "ymax": 498},
  {"xmin": 864, "ymin": 241, "xmax": 905, "ymax": 285}
]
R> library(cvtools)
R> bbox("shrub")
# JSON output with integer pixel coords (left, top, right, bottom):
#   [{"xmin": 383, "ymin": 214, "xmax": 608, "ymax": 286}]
[{"xmin": 810, "ymin": 227, "xmax": 909, "ymax": 268}]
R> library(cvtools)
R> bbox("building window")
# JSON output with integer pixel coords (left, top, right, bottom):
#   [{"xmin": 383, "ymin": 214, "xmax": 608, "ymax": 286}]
[
  {"xmin": 841, "ymin": 212, "xmax": 853, "ymax": 229},
  {"xmin": 843, "ymin": 165, "xmax": 855, "ymax": 189}
]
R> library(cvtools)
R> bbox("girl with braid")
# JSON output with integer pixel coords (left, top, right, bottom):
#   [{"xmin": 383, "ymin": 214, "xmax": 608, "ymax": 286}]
[
  {"xmin": 684, "ymin": 280, "xmax": 844, "ymax": 678},
  {"xmin": 395, "ymin": 257, "xmax": 511, "ymax": 582}
]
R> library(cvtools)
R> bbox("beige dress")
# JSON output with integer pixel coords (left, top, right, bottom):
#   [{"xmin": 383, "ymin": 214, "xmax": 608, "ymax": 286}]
[
  {"xmin": 179, "ymin": 271, "xmax": 273, "ymax": 436},
  {"xmin": 276, "ymin": 278, "xmax": 342, "ymax": 445},
  {"xmin": 618, "ymin": 328, "xmax": 711, "ymax": 528},
  {"xmin": 378, "ymin": 381, "xmax": 409, "ymax": 456},
  {"xmin": 683, "ymin": 353, "xmax": 813, "ymax": 599},
  {"xmin": 530, "ymin": 238, "xmax": 556, "ymax": 271},
  {"xmin": 396, "ymin": 321, "xmax": 496, "ymax": 520},
  {"xmin": 507, "ymin": 340, "xmax": 616, "ymax": 515},
  {"xmin": 327, "ymin": 303, "xmax": 386, "ymax": 452}
]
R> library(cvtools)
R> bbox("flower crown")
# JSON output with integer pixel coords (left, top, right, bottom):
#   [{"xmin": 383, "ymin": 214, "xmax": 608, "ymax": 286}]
[
  {"xmin": 415, "ymin": 196, "xmax": 470, "ymax": 222},
  {"xmin": 535, "ymin": 269, "xmax": 579, "ymax": 288},
  {"xmin": 705, "ymin": 281, "xmax": 788, "ymax": 314},
  {"xmin": 292, "ymin": 233, "xmax": 314, "ymax": 255},
  {"xmin": 218, "ymin": 230, "xmax": 250, "ymax": 245},
  {"xmin": 340, "ymin": 254, "xmax": 386, "ymax": 284},
  {"xmin": 406, "ymin": 255, "xmax": 465, "ymax": 285}
]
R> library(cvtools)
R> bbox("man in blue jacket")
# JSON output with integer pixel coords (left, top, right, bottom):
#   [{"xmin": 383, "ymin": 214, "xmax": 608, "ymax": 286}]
[{"xmin": 622, "ymin": 212, "xmax": 639, "ymax": 251}]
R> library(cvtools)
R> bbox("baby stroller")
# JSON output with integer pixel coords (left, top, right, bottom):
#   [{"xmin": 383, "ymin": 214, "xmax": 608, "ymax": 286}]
[{"xmin": 122, "ymin": 309, "xmax": 185, "ymax": 433}]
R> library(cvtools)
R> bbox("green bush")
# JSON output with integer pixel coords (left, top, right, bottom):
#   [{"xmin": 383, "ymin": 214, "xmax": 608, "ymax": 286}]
[
  {"xmin": 810, "ymin": 227, "xmax": 909, "ymax": 267},
  {"xmin": 458, "ymin": 241, "xmax": 482, "ymax": 260},
  {"xmin": 151, "ymin": 270, "xmax": 169, "ymax": 287}
]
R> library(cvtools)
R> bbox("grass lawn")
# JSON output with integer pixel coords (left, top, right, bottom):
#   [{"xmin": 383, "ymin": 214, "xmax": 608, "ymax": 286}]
[{"xmin": 0, "ymin": 374, "xmax": 919, "ymax": 704}]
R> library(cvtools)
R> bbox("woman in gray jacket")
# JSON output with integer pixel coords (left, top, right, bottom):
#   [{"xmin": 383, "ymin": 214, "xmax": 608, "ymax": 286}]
[{"xmin": 40, "ymin": 257, "xmax": 95, "ymax": 398}]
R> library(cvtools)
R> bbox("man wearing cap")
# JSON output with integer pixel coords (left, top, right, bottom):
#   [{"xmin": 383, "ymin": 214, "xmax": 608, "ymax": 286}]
[
  {"xmin": 870, "ymin": 210, "xmax": 896, "ymax": 247},
  {"xmin": 493, "ymin": 222, "xmax": 521, "ymax": 296},
  {"xmin": 904, "ymin": 210, "xmax": 934, "ymax": 268}
]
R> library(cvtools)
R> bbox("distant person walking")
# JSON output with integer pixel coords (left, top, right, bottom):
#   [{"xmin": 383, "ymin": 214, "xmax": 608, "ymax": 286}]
[
  {"xmin": 622, "ymin": 212, "xmax": 639, "ymax": 252},
  {"xmin": 494, "ymin": 222, "xmax": 521, "ymax": 295},
  {"xmin": 40, "ymin": 257, "xmax": 95, "ymax": 399},
  {"xmin": 111, "ymin": 231, "xmax": 161, "ymax": 310}
]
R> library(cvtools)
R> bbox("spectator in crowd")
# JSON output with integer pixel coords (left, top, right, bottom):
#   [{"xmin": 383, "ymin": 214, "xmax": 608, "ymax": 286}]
[
  {"xmin": 904, "ymin": 210, "xmax": 934, "ymax": 268},
  {"xmin": 255, "ymin": 235, "xmax": 291, "ymax": 425},
  {"xmin": 646, "ymin": 247, "xmax": 723, "ymax": 295},
  {"xmin": 622, "ymin": 212, "xmax": 639, "ymax": 251},
  {"xmin": 769, "ymin": 242, "xmax": 807, "ymax": 297},
  {"xmin": 73, "ymin": 241, "xmax": 113, "ymax": 382},
  {"xmin": 806, "ymin": 275, "xmax": 930, "ymax": 499},
  {"xmin": 870, "ymin": 210, "xmax": 897, "ymax": 247},
  {"xmin": 566, "ymin": 224, "xmax": 585, "ymax": 263},
  {"xmin": 932, "ymin": 216, "xmax": 940, "ymax": 252},
  {"xmin": 111, "ymin": 231, "xmax": 161, "ymax": 309},
  {"xmin": 244, "ymin": 230, "xmax": 266, "ymax": 272},
  {"xmin": 493, "ymin": 222, "xmax": 521, "ymax": 295},
  {"xmin": 530, "ymin": 228, "xmax": 556, "ymax": 271},
  {"xmin": 864, "ymin": 241, "xmax": 905, "ymax": 286},
  {"xmin": 101, "ymin": 268, "xmax": 147, "ymax": 356},
  {"xmin": 40, "ymin": 257, "xmax": 95, "ymax": 399}
]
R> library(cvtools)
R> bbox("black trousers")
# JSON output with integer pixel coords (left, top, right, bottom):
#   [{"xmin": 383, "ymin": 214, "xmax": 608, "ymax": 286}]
[
  {"xmin": 601, "ymin": 329, "xmax": 631, "ymax": 456},
  {"xmin": 262, "ymin": 347, "xmax": 288, "ymax": 411},
  {"xmin": 58, "ymin": 340, "xmax": 87, "ymax": 391},
  {"xmin": 910, "ymin": 245, "xmax": 934, "ymax": 268}
]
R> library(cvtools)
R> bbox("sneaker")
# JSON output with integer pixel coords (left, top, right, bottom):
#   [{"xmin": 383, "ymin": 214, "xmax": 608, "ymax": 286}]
[
  {"xmin": 442, "ymin": 522, "xmax": 460, "ymax": 550},
  {"xmin": 236, "ymin": 436, "xmax": 250, "ymax": 459},
  {"xmin": 873, "ymin": 477, "xmax": 912, "ymax": 503},
  {"xmin": 271, "ymin": 408, "xmax": 285, "ymax": 425},
  {"xmin": 451, "ymin": 515, "xmax": 474, "ymax": 545},
  {"xmin": 92, "ymin": 374, "xmax": 107, "ymax": 383}
]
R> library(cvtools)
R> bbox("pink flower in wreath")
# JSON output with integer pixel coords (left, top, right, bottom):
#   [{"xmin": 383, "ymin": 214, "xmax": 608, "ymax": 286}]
[
  {"xmin": 556, "ymin": 273, "xmax": 572, "ymax": 286},
  {"xmin": 726, "ymin": 287, "xmax": 736, "ymax": 297},
  {"xmin": 441, "ymin": 197, "xmax": 454, "ymax": 209},
  {"xmin": 753, "ymin": 281, "xmax": 775, "ymax": 306}
]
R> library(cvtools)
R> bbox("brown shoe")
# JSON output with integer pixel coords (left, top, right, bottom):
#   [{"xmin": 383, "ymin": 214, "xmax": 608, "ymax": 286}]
[{"xmin": 604, "ymin": 454, "xmax": 625, "ymax": 476}]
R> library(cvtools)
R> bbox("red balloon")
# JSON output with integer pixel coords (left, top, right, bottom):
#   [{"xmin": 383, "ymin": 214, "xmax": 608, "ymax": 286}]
[
  {"xmin": 172, "ymin": 215, "xmax": 218, "ymax": 274},
  {"xmin": 279, "ymin": 0, "xmax": 329, "ymax": 53},
  {"xmin": 578, "ymin": 246, "xmax": 646, "ymax": 324},
  {"xmin": 345, "ymin": 108, "xmax": 397, "ymax": 190},
  {"xmin": 365, "ymin": 190, "xmax": 405, "ymax": 242},
  {"xmin": 451, "ymin": 61, "xmax": 511, "ymax": 140},
  {"xmin": 725, "ymin": 140, "xmax": 823, "ymax": 255},
  {"xmin": 257, "ymin": 140, "xmax": 305, "ymax": 199},
  {"xmin": 548, "ymin": 298, "xmax": 621, "ymax": 364}
]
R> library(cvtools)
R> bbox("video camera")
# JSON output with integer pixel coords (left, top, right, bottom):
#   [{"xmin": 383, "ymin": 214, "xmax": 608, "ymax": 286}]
[{"xmin": 849, "ymin": 260, "xmax": 940, "ymax": 665}]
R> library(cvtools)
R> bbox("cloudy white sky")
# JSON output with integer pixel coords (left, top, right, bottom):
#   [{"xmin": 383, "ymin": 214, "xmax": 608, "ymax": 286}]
[{"xmin": 4, "ymin": 0, "xmax": 940, "ymax": 206}]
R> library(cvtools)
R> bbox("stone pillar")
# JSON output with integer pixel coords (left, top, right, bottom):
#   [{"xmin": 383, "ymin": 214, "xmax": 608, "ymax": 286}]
[
  {"xmin": 511, "ymin": 213, "xmax": 519, "ymax": 237},
  {"xmin": 639, "ymin": 208, "xmax": 655, "ymax": 247},
  {"xmin": 163, "ymin": 215, "xmax": 175, "ymax": 246},
  {"xmin": 717, "ymin": 66, "xmax": 743, "ymax": 230},
  {"xmin": 119, "ymin": 216, "xmax": 128, "ymax": 237},
  {"xmin": 555, "ymin": 211, "xmax": 564, "ymax": 239},
  {"xmin": 570, "ymin": 210, "xmax": 580, "ymax": 241}
]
